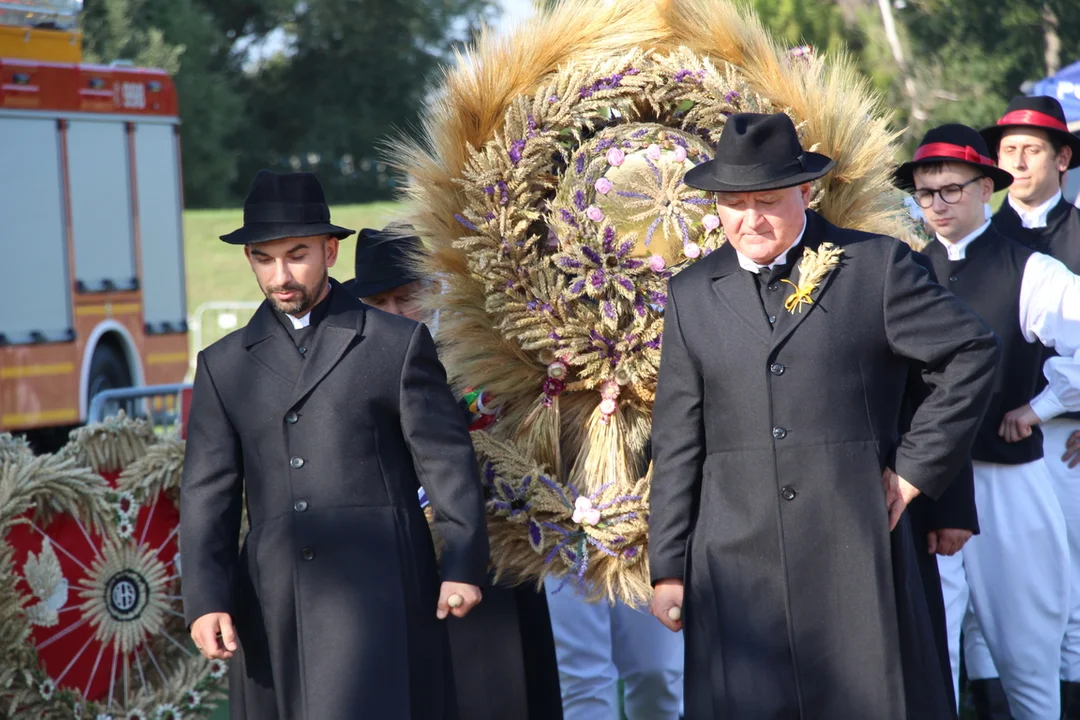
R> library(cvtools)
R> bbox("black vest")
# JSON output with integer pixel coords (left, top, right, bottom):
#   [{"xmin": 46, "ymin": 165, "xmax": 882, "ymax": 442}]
[
  {"xmin": 993, "ymin": 197, "xmax": 1080, "ymax": 422},
  {"xmin": 925, "ymin": 228, "xmax": 1043, "ymax": 464}
]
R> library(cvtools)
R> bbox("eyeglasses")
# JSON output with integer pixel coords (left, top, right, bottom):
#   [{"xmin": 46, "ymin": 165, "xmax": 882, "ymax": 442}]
[{"xmin": 911, "ymin": 177, "xmax": 985, "ymax": 208}]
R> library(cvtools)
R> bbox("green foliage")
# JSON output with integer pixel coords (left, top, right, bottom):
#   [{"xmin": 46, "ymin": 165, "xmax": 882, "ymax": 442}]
[
  {"xmin": 78, "ymin": 0, "xmax": 1080, "ymax": 207},
  {"xmin": 80, "ymin": 0, "xmax": 497, "ymax": 208}
]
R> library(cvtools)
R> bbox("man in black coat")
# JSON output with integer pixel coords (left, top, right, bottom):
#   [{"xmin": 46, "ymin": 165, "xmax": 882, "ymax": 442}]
[
  {"xmin": 647, "ymin": 113, "xmax": 1000, "ymax": 720},
  {"xmin": 344, "ymin": 224, "xmax": 564, "ymax": 720},
  {"xmin": 180, "ymin": 171, "xmax": 490, "ymax": 720}
]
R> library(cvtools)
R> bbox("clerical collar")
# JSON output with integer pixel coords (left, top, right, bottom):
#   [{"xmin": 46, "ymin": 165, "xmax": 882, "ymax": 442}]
[
  {"xmin": 1008, "ymin": 190, "xmax": 1062, "ymax": 229},
  {"xmin": 735, "ymin": 213, "xmax": 808, "ymax": 274},
  {"xmin": 936, "ymin": 219, "xmax": 991, "ymax": 261},
  {"xmin": 279, "ymin": 283, "xmax": 332, "ymax": 330}
]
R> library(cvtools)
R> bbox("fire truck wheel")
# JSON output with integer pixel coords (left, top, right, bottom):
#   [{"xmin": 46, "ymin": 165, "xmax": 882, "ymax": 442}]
[{"xmin": 87, "ymin": 341, "xmax": 133, "ymax": 405}]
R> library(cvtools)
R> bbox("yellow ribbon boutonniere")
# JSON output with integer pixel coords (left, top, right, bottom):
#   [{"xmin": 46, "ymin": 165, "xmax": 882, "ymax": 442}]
[
  {"xmin": 781, "ymin": 242, "xmax": 844, "ymax": 314},
  {"xmin": 781, "ymin": 278, "xmax": 815, "ymax": 313}
]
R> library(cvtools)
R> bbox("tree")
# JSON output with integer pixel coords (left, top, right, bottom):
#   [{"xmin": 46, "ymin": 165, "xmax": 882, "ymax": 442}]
[
  {"xmin": 236, "ymin": 0, "xmax": 499, "ymax": 203},
  {"xmin": 81, "ymin": 0, "xmax": 251, "ymax": 206}
]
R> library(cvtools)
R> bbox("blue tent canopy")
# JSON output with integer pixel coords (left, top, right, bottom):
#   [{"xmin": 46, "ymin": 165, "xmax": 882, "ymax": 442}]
[{"xmin": 1033, "ymin": 60, "xmax": 1080, "ymax": 127}]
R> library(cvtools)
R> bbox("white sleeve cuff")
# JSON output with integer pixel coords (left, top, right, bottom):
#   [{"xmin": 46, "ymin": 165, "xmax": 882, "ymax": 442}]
[{"xmin": 1031, "ymin": 387, "xmax": 1067, "ymax": 423}]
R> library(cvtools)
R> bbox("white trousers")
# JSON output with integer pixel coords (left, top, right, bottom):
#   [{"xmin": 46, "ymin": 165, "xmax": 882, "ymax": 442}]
[
  {"xmin": 544, "ymin": 576, "xmax": 684, "ymax": 720},
  {"xmin": 1048, "ymin": 418, "xmax": 1080, "ymax": 681},
  {"xmin": 938, "ymin": 459, "xmax": 1070, "ymax": 720}
]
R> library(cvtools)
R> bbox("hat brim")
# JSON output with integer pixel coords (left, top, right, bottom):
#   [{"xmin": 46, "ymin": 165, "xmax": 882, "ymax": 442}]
[
  {"xmin": 682, "ymin": 153, "xmax": 835, "ymax": 193},
  {"xmin": 980, "ymin": 124, "xmax": 1080, "ymax": 170},
  {"xmin": 893, "ymin": 159, "xmax": 1014, "ymax": 193},
  {"xmin": 343, "ymin": 273, "xmax": 424, "ymax": 298},
  {"xmin": 220, "ymin": 222, "xmax": 356, "ymax": 245}
]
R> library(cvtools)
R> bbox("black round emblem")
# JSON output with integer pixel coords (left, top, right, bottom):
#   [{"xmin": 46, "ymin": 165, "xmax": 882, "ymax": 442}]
[{"xmin": 105, "ymin": 571, "xmax": 150, "ymax": 621}]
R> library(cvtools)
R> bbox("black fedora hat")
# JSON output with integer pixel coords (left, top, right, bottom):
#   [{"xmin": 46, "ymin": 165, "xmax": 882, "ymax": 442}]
[
  {"xmin": 682, "ymin": 112, "xmax": 835, "ymax": 193},
  {"xmin": 894, "ymin": 123, "xmax": 1014, "ymax": 193},
  {"xmin": 220, "ymin": 170, "xmax": 356, "ymax": 245},
  {"xmin": 981, "ymin": 95, "xmax": 1080, "ymax": 169},
  {"xmin": 344, "ymin": 225, "xmax": 424, "ymax": 297}
]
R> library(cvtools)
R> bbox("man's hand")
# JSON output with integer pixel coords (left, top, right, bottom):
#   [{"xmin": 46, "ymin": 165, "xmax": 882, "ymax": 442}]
[
  {"xmin": 926, "ymin": 529, "xmax": 973, "ymax": 556},
  {"xmin": 191, "ymin": 612, "xmax": 238, "ymax": 660},
  {"xmin": 437, "ymin": 582, "xmax": 482, "ymax": 620},
  {"xmin": 882, "ymin": 468, "xmax": 921, "ymax": 531},
  {"xmin": 650, "ymin": 579, "xmax": 685, "ymax": 633},
  {"xmin": 999, "ymin": 403, "xmax": 1041, "ymax": 443},
  {"xmin": 1064, "ymin": 430, "xmax": 1080, "ymax": 469}
]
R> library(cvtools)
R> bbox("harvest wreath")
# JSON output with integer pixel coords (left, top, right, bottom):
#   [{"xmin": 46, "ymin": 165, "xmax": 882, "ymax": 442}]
[
  {"xmin": 396, "ymin": 0, "xmax": 916, "ymax": 604},
  {"xmin": 0, "ymin": 417, "xmax": 226, "ymax": 720}
]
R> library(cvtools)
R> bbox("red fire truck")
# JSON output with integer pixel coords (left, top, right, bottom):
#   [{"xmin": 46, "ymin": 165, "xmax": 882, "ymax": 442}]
[{"xmin": 0, "ymin": 1, "xmax": 189, "ymax": 446}]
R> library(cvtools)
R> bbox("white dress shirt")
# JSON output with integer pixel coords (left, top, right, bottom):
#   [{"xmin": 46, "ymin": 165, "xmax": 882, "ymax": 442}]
[
  {"xmin": 936, "ymin": 221, "xmax": 1080, "ymax": 421},
  {"xmin": 1009, "ymin": 190, "xmax": 1062, "ymax": 230},
  {"xmin": 286, "ymin": 312, "xmax": 311, "ymax": 329},
  {"xmin": 734, "ymin": 213, "xmax": 809, "ymax": 274}
]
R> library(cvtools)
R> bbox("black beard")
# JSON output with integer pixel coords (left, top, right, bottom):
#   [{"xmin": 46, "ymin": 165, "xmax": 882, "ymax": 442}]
[{"xmin": 265, "ymin": 271, "xmax": 328, "ymax": 316}]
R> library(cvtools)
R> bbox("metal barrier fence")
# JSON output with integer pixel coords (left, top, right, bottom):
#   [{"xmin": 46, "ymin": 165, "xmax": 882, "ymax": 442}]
[
  {"xmin": 87, "ymin": 383, "xmax": 192, "ymax": 434},
  {"xmin": 187, "ymin": 301, "xmax": 262, "ymax": 377}
]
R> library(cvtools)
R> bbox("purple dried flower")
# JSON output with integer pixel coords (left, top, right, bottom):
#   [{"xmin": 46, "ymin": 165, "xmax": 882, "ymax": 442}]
[
  {"xmin": 602, "ymin": 301, "xmax": 617, "ymax": 319},
  {"xmin": 597, "ymin": 138, "xmax": 614, "ymax": 151},
  {"xmin": 616, "ymin": 277, "xmax": 635, "ymax": 293},
  {"xmin": 650, "ymin": 290, "xmax": 668, "ymax": 306},
  {"xmin": 455, "ymin": 214, "xmax": 479, "ymax": 232},
  {"xmin": 674, "ymin": 69, "xmax": 692, "ymax": 82},
  {"xmin": 559, "ymin": 209, "xmax": 579, "ymax": 228},
  {"xmin": 603, "ymin": 227, "xmax": 616, "ymax": 252},
  {"xmin": 574, "ymin": 189, "xmax": 587, "ymax": 211},
  {"xmin": 529, "ymin": 520, "xmax": 544, "ymax": 547},
  {"xmin": 509, "ymin": 139, "xmax": 526, "ymax": 165},
  {"xmin": 590, "ymin": 270, "xmax": 606, "ymax": 288},
  {"xmin": 581, "ymin": 247, "xmax": 602, "ymax": 265},
  {"xmin": 543, "ymin": 377, "xmax": 566, "ymax": 397},
  {"xmin": 570, "ymin": 280, "xmax": 585, "ymax": 294},
  {"xmin": 725, "ymin": 90, "xmax": 740, "ymax": 103},
  {"xmin": 575, "ymin": 153, "xmax": 586, "ymax": 174},
  {"xmin": 484, "ymin": 185, "xmax": 495, "ymax": 196}
]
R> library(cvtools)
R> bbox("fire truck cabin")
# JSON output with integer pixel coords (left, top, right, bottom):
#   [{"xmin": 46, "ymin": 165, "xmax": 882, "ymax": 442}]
[{"xmin": 0, "ymin": 1, "xmax": 189, "ymax": 444}]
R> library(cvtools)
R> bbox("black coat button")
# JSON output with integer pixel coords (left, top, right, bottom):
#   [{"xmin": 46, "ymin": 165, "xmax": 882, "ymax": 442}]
[
  {"xmin": 781, "ymin": 486, "xmax": 797, "ymax": 501},
  {"xmin": 772, "ymin": 427, "xmax": 787, "ymax": 440},
  {"xmin": 770, "ymin": 363, "xmax": 785, "ymax": 376},
  {"xmin": 286, "ymin": 411, "xmax": 299, "ymax": 424},
  {"xmin": 301, "ymin": 547, "xmax": 315, "ymax": 561},
  {"xmin": 294, "ymin": 500, "xmax": 308, "ymax": 512},
  {"xmin": 768, "ymin": 284, "xmax": 779, "ymax": 292},
  {"xmin": 948, "ymin": 276, "xmax": 958, "ymax": 283},
  {"xmin": 298, "ymin": 346, "xmax": 307, "ymax": 355},
  {"xmin": 768, "ymin": 315, "xmax": 777, "ymax": 324},
  {"xmin": 290, "ymin": 456, "xmax": 305, "ymax": 469}
]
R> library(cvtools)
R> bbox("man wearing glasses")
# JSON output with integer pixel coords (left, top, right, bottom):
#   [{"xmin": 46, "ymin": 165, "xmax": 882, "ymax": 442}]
[{"xmin": 896, "ymin": 124, "xmax": 1080, "ymax": 719}]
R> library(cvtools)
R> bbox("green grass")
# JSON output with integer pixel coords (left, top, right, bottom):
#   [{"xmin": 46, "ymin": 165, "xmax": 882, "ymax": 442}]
[{"xmin": 182, "ymin": 202, "xmax": 404, "ymax": 315}]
